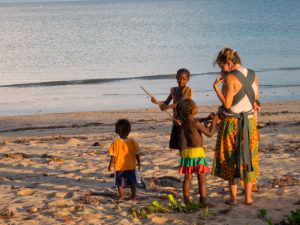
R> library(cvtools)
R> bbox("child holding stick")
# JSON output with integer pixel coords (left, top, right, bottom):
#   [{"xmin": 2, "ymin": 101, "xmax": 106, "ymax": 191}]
[
  {"xmin": 176, "ymin": 99, "xmax": 219, "ymax": 207},
  {"xmin": 108, "ymin": 119, "xmax": 141, "ymax": 201},
  {"xmin": 151, "ymin": 68, "xmax": 193, "ymax": 151}
]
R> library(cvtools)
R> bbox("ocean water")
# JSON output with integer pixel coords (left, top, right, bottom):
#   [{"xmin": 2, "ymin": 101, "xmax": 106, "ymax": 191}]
[{"xmin": 0, "ymin": 0, "xmax": 299, "ymax": 115}]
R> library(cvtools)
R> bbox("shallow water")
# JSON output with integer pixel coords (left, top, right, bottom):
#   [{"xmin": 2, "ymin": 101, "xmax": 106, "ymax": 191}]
[{"xmin": 0, "ymin": 0, "xmax": 299, "ymax": 115}]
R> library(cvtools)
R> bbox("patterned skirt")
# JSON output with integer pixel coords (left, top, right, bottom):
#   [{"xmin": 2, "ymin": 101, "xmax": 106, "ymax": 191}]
[
  {"xmin": 211, "ymin": 116, "xmax": 259, "ymax": 185},
  {"xmin": 179, "ymin": 147, "xmax": 211, "ymax": 175}
]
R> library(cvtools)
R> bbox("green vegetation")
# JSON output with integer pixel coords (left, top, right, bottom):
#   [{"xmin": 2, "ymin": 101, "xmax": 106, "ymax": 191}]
[
  {"xmin": 258, "ymin": 209, "xmax": 267, "ymax": 218},
  {"xmin": 257, "ymin": 209, "xmax": 273, "ymax": 225},
  {"xmin": 283, "ymin": 209, "xmax": 300, "ymax": 225}
]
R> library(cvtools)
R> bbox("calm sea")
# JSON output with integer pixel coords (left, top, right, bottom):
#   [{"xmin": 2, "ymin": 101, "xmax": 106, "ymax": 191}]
[{"xmin": 0, "ymin": 0, "xmax": 299, "ymax": 115}]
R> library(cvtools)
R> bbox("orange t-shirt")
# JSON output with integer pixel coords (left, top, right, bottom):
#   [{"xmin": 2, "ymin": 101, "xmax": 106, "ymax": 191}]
[{"xmin": 109, "ymin": 138, "xmax": 140, "ymax": 171}]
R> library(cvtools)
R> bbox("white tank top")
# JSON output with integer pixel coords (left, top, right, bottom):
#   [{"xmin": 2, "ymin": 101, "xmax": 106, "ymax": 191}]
[{"xmin": 230, "ymin": 68, "xmax": 258, "ymax": 114}]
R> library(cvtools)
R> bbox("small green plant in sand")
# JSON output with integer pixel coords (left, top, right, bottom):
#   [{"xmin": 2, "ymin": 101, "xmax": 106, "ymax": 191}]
[
  {"xmin": 168, "ymin": 194, "xmax": 185, "ymax": 212},
  {"xmin": 187, "ymin": 199, "xmax": 202, "ymax": 210},
  {"xmin": 118, "ymin": 205, "xmax": 121, "ymax": 213},
  {"xmin": 258, "ymin": 209, "xmax": 267, "ymax": 218},
  {"xmin": 282, "ymin": 209, "xmax": 300, "ymax": 225},
  {"xmin": 199, "ymin": 206, "xmax": 210, "ymax": 220},
  {"xmin": 257, "ymin": 209, "xmax": 273, "ymax": 225},
  {"xmin": 140, "ymin": 209, "xmax": 148, "ymax": 219},
  {"xmin": 132, "ymin": 207, "xmax": 137, "ymax": 217},
  {"xmin": 149, "ymin": 201, "xmax": 170, "ymax": 213}
]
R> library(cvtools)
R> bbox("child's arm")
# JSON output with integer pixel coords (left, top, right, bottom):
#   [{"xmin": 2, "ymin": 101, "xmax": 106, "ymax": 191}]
[
  {"xmin": 161, "ymin": 87, "xmax": 191, "ymax": 111},
  {"xmin": 196, "ymin": 114, "xmax": 219, "ymax": 137},
  {"xmin": 159, "ymin": 94, "xmax": 174, "ymax": 110},
  {"xmin": 108, "ymin": 155, "xmax": 115, "ymax": 171},
  {"xmin": 135, "ymin": 154, "xmax": 141, "ymax": 171},
  {"xmin": 196, "ymin": 113, "xmax": 214, "ymax": 122},
  {"xmin": 151, "ymin": 94, "xmax": 172, "ymax": 107}
]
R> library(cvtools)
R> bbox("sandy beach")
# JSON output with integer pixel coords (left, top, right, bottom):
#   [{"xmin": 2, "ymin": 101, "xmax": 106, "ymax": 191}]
[{"xmin": 0, "ymin": 100, "xmax": 299, "ymax": 224}]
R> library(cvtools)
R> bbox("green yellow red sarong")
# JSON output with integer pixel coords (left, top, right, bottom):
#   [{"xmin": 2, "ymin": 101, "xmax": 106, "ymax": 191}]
[
  {"xmin": 179, "ymin": 147, "xmax": 210, "ymax": 175},
  {"xmin": 211, "ymin": 116, "xmax": 259, "ymax": 185}
]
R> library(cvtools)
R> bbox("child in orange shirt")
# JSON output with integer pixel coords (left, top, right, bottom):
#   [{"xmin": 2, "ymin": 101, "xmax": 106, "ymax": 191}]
[{"xmin": 108, "ymin": 119, "xmax": 141, "ymax": 200}]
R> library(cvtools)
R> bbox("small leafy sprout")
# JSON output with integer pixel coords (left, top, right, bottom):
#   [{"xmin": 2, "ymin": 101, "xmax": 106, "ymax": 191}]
[
  {"xmin": 286, "ymin": 209, "xmax": 300, "ymax": 225},
  {"xmin": 151, "ymin": 201, "xmax": 170, "ymax": 213},
  {"xmin": 187, "ymin": 200, "xmax": 202, "ymax": 210},
  {"xmin": 258, "ymin": 209, "xmax": 267, "ymax": 218},
  {"xmin": 140, "ymin": 209, "xmax": 148, "ymax": 219},
  {"xmin": 118, "ymin": 205, "xmax": 121, "ymax": 213},
  {"xmin": 132, "ymin": 207, "xmax": 136, "ymax": 217},
  {"xmin": 267, "ymin": 218, "xmax": 274, "ymax": 225},
  {"xmin": 200, "ymin": 206, "xmax": 210, "ymax": 220},
  {"xmin": 168, "ymin": 194, "xmax": 178, "ymax": 208},
  {"xmin": 149, "ymin": 205, "xmax": 154, "ymax": 213}
]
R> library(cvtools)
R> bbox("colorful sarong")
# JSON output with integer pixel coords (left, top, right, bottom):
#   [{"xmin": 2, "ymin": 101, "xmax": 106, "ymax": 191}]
[
  {"xmin": 179, "ymin": 147, "xmax": 211, "ymax": 175},
  {"xmin": 211, "ymin": 116, "xmax": 259, "ymax": 185}
]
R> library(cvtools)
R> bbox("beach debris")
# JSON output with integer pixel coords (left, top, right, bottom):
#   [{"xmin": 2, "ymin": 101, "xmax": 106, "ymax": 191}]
[
  {"xmin": 294, "ymin": 200, "xmax": 300, "ymax": 205},
  {"xmin": 0, "ymin": 209, "xmax": 15, "ymax": 219},
  {"xmin": 13, "ymin": 139, "xmax": 31, "ymax": 144},
  {"xmin": 27, "ymin": 207, "xmax": 38, "ymax": 213},
  {"xmin": 268, "ymin": 176, "xmax": 299, "ymax": 188},
  {"xmin": 0, "ymin": 140, "xmax": 8, "ymax": 146},
  {"xmin": 41, "ymin": 153, "xmax": 53, "ymax": 158},
  {"xmin": 47, "ymin": 157, "xmax": 65, "ymax": 164},
  {"xmin": 91, "ymin": 141, "xmax": 105, "ymax": 146},
  {"xmin": 147, "ymin": 176, "xmax": 181, "ymax": 190},
  {"xmin": 75, "ymin": 196, "xmax": 104, "ymax": 205},
  {"xmin": 1, "ymin": 153, "xmax": 29, "ymax": 159},
  {"xmin": 265, "ymin": 122, "xmax": 279, "ymax": 126}
]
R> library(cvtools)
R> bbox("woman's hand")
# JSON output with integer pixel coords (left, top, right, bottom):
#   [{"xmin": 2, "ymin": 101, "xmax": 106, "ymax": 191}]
[
  {"xmin": 214, "ymin": 76, "xmax": 224, "ymax": 88},
  {"xmin": 254, "ymin": 100, "xmax": 261, "ymax": 112}
]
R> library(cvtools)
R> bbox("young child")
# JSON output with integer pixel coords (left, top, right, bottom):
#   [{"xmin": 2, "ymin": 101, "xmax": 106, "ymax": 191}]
[
  {"xmin": 108, "ymin": 119, "xmax": 141, "ymax": 201},
  {"xmin": 176, "ymin": 99, "xmax": 219, "ymax": 207},
  {"xmin": 151, "ymin": 68, "xmax": 193, "ymax": 151}
]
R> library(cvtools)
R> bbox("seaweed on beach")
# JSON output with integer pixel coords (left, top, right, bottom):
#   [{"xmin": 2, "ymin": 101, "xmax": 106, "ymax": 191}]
[{"xmin": 268, "ymin": 177, "xmax": 300, "ymax": 188}]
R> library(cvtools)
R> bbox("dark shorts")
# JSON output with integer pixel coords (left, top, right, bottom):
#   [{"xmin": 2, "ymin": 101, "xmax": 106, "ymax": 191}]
[
  {"xmin": 169, "ymin": 125, "xmax": 181, "ymax": 149},
  {"xmin": 115, "ymin": 169, "xmax": 137, "ymax": 187}
]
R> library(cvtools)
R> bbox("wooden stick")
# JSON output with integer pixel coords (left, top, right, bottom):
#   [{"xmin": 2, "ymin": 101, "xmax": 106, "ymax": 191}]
[{"xmin": 140, "ymin": 85, "xmax": 181, "ymax": 126}]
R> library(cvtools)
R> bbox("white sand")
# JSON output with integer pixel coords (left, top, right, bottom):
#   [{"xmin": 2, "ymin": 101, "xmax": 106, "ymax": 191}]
[{"xmin": 0, "ymin": 100, "xmax": 299, "ymax": 224}]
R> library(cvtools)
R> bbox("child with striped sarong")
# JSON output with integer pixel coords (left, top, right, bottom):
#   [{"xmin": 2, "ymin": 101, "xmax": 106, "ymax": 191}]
[{"xmin": 176, "ymin": 99, "xmax": 219, "ymax": 207}]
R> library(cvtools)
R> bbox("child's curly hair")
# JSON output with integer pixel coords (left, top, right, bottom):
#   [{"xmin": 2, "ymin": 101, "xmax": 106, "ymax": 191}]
[
  {"xmin": 115, "ymin": 119, "xmax": 131, "ymax": 135},
  {"xmin": 176, "ymin": 68, "xmax": 190, "ymax": 79},
  {"xmin": 176, "ymin": 99, "xmax": 195, "ymax": 120}
]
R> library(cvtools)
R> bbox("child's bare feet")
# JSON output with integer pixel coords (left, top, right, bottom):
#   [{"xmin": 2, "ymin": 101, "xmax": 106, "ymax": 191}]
[
  {"xmin": 199, "ymin": 197, "xmax": 214, "ymax": 208},
  {"xmin": 202, "ymin": 202, "xmax": 214, "ymax": 208},
  {"xmin": 245, "ymin": 197, "xmax": 254, "ymax": 205},
  {"xmin": 116, "ymin": 197, "xmax": 124, "ymax": 202},
  {"xmin": 225, "ymin": 198, "xmax": 238, "ymax": 206}
]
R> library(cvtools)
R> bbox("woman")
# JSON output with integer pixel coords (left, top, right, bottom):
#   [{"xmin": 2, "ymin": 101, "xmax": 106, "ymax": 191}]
[{"xmin": 211, "ymin": 47, "xmax": 260, "ymax": 206}]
